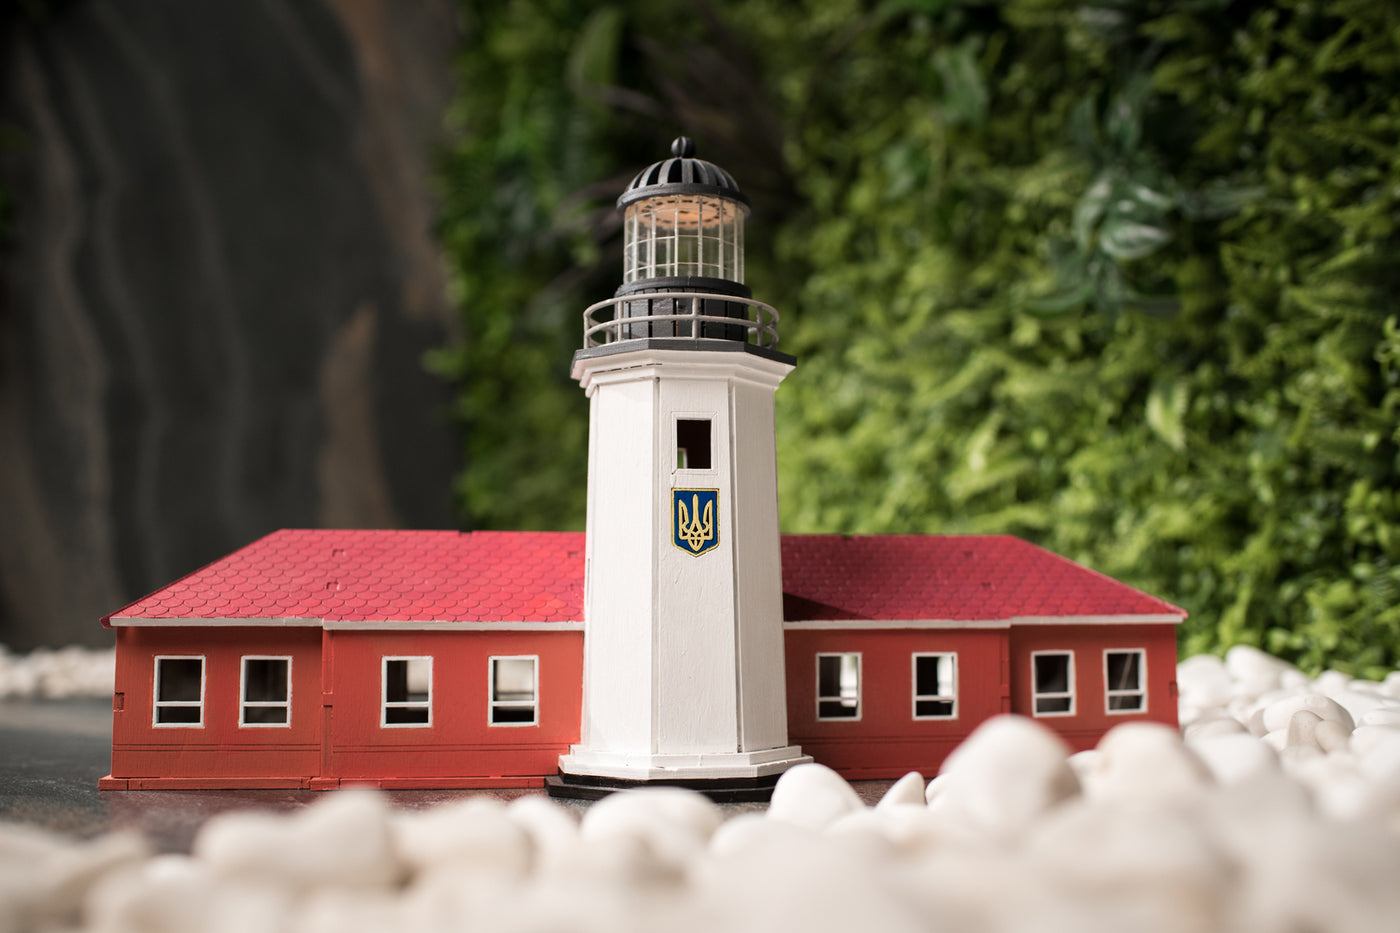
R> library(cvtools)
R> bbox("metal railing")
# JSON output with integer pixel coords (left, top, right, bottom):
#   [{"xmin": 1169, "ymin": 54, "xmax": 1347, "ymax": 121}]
[{"xmin": 583, "ymin": 291, "xmax": 780, "ymax": 349}]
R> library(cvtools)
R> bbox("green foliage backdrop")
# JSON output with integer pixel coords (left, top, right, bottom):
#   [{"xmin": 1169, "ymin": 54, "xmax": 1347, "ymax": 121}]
[{"xmin": 433, "ymin": 0, "xmax": 1400, "ymax": 677}]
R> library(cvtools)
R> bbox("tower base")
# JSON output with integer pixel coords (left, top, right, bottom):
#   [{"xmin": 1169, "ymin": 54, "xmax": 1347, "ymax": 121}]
[
  {"xmin": 545, "ymin": 771, "xmax": 782, "ymax": 803},
  {"xmin": 552, "ymin": 745, "xmax": 811, "ymax": 801}
]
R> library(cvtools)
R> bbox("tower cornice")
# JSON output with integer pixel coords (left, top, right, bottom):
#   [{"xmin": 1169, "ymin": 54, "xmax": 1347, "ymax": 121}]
[{"xmin": 570, "ymin": 346, "xmax": 795, "ymax": 396}]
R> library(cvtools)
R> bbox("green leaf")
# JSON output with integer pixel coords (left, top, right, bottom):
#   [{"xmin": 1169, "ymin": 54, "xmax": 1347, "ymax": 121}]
[
  {"xmin": 1145, "ymin": 381, "xmax": 1189, "ymax": 452},
  {"xmin": 933, "ymin": 38, "xmax": 989, "ymax": 128},
  {"xmin": 1099, "ymin": 218, "xmax": 1172, "ymax": 260}
]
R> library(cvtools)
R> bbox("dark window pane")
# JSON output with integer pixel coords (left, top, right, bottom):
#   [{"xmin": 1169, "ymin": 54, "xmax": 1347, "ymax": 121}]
[
  {"xmin": 1107, "ymin": 652, "xmax": 1140, "ymax": 690},
  {"xmin": 915, "ymin": 699, "xmax": 955, "ymax": 718},
  {"xmin": 1035, "ymin": 696, "xmax": 1072, "ymax": 715},
  {"xmin": 1034, "ymin": 655, "xmax": 1069, "ymax": 694},
  {"xmin": 916, "ymin": 656, "xmax": 950, "ymax": 696},
  {"xmin": 1109, "ymin": 694, "xmax": 1144, "ymax": 712},
  {"xmin": 677, "ymin": 419, "xmax": 712, "ymax": 470},
  {"xmin": 817, "ymin": 655, "xmax": 841, "ymax": 696},
  {"xmin": 385, "ymin": 660, "xmax": 408, "ymax": 702},
  {"xmin": 244, "ymin": 659, "xmax": 288, "ymax": 703},
  {"xmin": 243, "ymin": 705, "xmax": 288, "ymax": 725},
  {"xmin": 818, "ymin": 700, "xmax": 859, "ymax": 719},
  {"xmin": 155, "ymin": 705, "xmax": 201, "ymax": 724},
  {"xmin": 384, "ymin": 706, "xmax": 430, "ymax": 725},
  {"xmin": 385, "ymin": 659, "xmax": 429, "ymax": 704},
  {"xmin": 157, "ymin": 659, "xmax": 202, "ymax": 702},
  {"xmin": 492, "ymin": 706, "xmax": 535, "ymax": 724}
]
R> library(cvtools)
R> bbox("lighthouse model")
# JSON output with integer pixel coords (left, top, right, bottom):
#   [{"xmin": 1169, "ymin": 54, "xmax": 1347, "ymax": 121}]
[
  {"xmin": 99, "ymin": 136, "xmax": 1184, "ymax": 794},
  {"xmin": 551, "ymin": 138, "xmax": 812, "ymax": 798}
]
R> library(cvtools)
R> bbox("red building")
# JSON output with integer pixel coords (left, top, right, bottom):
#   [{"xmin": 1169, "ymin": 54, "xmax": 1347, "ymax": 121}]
[
  {"xmin": 101, "ymin": 528, "xmax": 1182, "ymax": 790},
  {"xmin": 100, "ymin": 139, "xmax": 1183, "ymax": 797}
]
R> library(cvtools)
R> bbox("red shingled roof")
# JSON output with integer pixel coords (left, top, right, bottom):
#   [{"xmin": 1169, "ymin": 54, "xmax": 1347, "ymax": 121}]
[
  {"xmin": 104, "ymin": 529, "xmax": 1182, "ymax": 626},
  {"xmin": 780, "ymin": 534, "xmax": 1183, "ymax": 621},
  {"xmin": 104, "ymin": 529, "xmax": 586, "ymax": 624}
]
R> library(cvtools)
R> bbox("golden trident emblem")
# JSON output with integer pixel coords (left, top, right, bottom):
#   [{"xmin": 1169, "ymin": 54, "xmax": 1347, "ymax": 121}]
[{"xmin": 675, "ymin": 491, "xmax": 716, "ymax": 554}]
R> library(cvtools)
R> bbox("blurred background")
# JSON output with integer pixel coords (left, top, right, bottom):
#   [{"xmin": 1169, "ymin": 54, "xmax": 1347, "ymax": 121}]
[{"xmin": 2, "ymin": 1, "xmax": 1397, "ymax": 676}]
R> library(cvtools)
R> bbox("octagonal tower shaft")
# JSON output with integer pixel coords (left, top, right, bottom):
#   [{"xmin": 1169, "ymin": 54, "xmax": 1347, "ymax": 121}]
[{"xmin": 559, "ymin": 346, "xmax": 808, "ymax": 783}]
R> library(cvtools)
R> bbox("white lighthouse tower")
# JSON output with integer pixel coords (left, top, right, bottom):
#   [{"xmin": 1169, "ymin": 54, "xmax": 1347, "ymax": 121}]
[{"xmin": 551, "ymin": 137, "xmax": 810, "ymax": 800}]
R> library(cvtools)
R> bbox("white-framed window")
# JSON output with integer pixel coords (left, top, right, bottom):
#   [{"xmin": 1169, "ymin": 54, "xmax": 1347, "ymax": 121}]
[
  {"xmin": 1105, "ymin": 649, "xmax": 1147, "ymax": 713},
  {"xmin": 240, "ymin": 656, "xmax": 291, "ymax": 727},
  {"xmin": 382, "ymin": 656, "xmax": 432, "ymax": 727},
  {"xmin": 816, "ymin": 652, "xmax": 861, "ymax": 721},
  {"xmin": 1032, "ymin": 651, "xmax": 1075, "ymax": 716},
  {"xmin": 912, "ymin": 652, "xmax": 958, "ymax": 719},
  {"xmin": 489, "ymin": 656, "xmax": 538, "ymax": 726},
  {"xmin": 153, "ymin": 655, "xmax": 204, "ymax": 727}
]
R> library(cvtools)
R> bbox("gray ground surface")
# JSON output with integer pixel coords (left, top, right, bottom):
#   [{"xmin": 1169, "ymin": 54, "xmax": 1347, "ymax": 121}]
[{"xmin": 0, "ymin": 700, "xmax": 892, "ymax": 852}]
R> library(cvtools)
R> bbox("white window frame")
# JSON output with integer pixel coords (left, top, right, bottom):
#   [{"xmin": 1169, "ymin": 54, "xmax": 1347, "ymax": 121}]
[
  {"xmin": 381, "ymin": 656, "xmax": 433, "ymax": 728},
  {"xmin": 1104, "ymin": 648, "xmax": 1147, "ymax": 714},
  {"xmin": 911, "ymin": 652, "xmax": 958, "ymax": 720},
  {"xmin": 488, "ymin": 655, "xmax": 539, "ymax": 727},
  {"xmin": 152, "ymin": 655, "xmax": 205, "ymax": 728},
  {"xmin": 1031, "ymin": 650, "xmax": 1075, "ymax": 717},
  {"xmin": 815, "ymin": 652, "xmax": 862, "ymax": 722},
  {"xmin": 239, "ymin": 655, "xmax": 292, "ymax": 728}
]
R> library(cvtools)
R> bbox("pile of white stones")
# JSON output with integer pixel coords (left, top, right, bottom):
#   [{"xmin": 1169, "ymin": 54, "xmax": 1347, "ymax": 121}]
[
  {"xmin": 0, "ymin": 646, "xmax": 115, "ymax": 700},
  {"xmin": 5, "ymin": 645, "xmax": 1400, "ymax": 933}
]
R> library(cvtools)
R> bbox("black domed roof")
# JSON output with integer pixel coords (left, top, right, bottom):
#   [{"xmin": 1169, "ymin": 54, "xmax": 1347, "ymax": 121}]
[{"xmin": 617, "ymin": 137, "xmax": 750, "ymax": 210}]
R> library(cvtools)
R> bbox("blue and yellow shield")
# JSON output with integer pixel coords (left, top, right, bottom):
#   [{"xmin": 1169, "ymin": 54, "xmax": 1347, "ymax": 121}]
[{"xmin": 672, "ymin": 488, "xmax": 719, "ymax": 556}]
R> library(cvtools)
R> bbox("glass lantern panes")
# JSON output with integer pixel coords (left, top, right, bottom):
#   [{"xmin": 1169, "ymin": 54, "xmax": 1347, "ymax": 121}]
[{"xmin": 624, "ymin": 195, "xmax": 744, "ymax": 284}]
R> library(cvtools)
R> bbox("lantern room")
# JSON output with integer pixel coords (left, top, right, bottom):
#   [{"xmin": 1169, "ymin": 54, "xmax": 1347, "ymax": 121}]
[
  {"xmin": 584, "ymin": 137, "xmax": 777, "ymax": 348},
  {"xmin": 619, "ymin": 137, "xmax": 747, "ymax": 286}
]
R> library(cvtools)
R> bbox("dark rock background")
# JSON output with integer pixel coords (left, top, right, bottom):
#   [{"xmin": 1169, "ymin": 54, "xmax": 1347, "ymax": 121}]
[{"xmin": 0, "ymin": 0, "xmax": 461, "ymax": 649}]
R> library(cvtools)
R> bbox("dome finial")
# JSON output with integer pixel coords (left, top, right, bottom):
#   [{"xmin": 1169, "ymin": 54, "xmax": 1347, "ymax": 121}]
[{"xmin": 671, "ymin": 136, "xmax": 696, "ymax": 158}]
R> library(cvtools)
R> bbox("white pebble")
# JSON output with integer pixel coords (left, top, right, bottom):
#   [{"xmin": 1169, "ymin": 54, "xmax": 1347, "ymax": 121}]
[
  {"xmin": 876, "ymin": 772, "xmax": 926, "ymax": 810},
  {"xmin": 1351, "ymin": 724, "xmax": 1400, "ymax": 758},
  {"xmin": 1025, "ymin": 799, "xmax": 1232, "ymax": 929},
  {"xmin": 1360, "ymin": 708, "xmax": 1400, "ymax": 728},
  {"xmin": 0, "ymin": 825, "xmax": 147, "ymax": 932},
  {"xmin": 193, "ymin": 789, "xmax": 400, "ymax": 890},
  {"xmin": 1084, "ymin": 722, "xmax": 1213, "ymax": 802},
  {"xmin": 1356, "ymin": 728, "xmax": 1400, "ymax": 785},
  {"xmin": 708, "ymin": 811, "xmax": 780, "ymax": 859},
  {"xmin": 1177, "ymin": 653, "xmax": 1234, "ymax": 718},
  {"xmin": 1262, "ymin": 693, "xmax": 1356, "ymax": 735},
  {"xmin": 931, "ymin": 715, "xmax": 1080, "ymax": 838},
  {"xmin": 87, "ymin": 856, "xmax": 294, "ymax": 933},
  {"xmin": 828, "ymin": 803, "xmax": 948, "ymax": 861},
  {"xmin": 1226, "ymin": 645, "xmax": 1304, "ymax": 699},
  {"xmin": 766, "ymin": 763, "xmax": 865, "ymax": 832},
  {"xmin": 1188, "ymin": 733, "xmax": 1279, "ymax": 786},
  {"xmin": 695, "ymin": 816, "xmax": 927, "ymax": 933},
  {"xmin": 392, "ymin": 797, "xmax": 533, "ymax": 880},
  {"xmin": 1284, "ymin": 710, "xmax": 1326, "ymax": 752},
  {"xmin": 581, "ymin": 787, "xmax": 721, "ymax": 872},
  {"xmin": 1182, "ymin": 716, "xmax": 1248, "ymax": 742},
  {"xmin": 506, "ymin": 794, "xmax": 579, "ymax": 875}
]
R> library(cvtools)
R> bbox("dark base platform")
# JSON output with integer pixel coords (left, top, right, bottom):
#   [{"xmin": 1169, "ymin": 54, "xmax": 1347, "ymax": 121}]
[{"xmin": 545, "ymin": 771, "xmax": 781, "ymax": 803}]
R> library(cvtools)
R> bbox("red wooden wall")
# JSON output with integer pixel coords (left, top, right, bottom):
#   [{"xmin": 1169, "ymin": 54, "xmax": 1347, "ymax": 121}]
[
  {"xmin": 785, "ymin": 628, "xmax": 1008, "ymax": 779},
  {"xmin": 105, "ymin": 621, "xmax": 1171, "ymax": 789},
  {"xmin": 105, "ymin": 625, "xmax": 324, "ymax": 789},
  {"xmin": 786, "ymin": 623, "xmax": 1179, "ymax": 779},
  {"xmin": 319, "ymin": 629, "xmax": 583, "ymax": 788},
  {"xmin": 104, "ymin": 626, "xmax": 583, "ymax": 789},
  {"xmin": 1008, "ymin": 623, "xmax": 1179, "ymax": 751}
]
